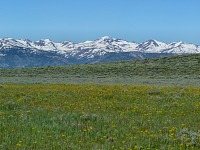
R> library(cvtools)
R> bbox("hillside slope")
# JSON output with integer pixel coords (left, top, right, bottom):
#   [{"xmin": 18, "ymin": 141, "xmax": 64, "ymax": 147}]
[{"xmin": 0, "ymin": 54, "xmax": 199, "ymax": 78}]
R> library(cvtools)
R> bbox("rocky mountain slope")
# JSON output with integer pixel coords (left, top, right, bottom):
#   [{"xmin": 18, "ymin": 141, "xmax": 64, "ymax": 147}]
[{"xmin": 0, "ymin": 36, "xmax": 199, "ymax": 68}]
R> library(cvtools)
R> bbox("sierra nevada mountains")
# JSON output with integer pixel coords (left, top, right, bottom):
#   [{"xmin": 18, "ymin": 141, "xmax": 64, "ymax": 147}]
[{"xmin": 0, "ymin": 36, "xmax": 199, "ymax": 68}]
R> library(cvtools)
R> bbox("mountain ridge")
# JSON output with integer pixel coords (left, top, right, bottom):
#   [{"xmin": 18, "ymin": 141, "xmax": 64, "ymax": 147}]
[
  {"xmin": 0, "ymin": 36, "xmax": 199, "ymax": 68},
  {"xmin": 1, "ymin": 36, "xmax": 200, "ymax": 54}
]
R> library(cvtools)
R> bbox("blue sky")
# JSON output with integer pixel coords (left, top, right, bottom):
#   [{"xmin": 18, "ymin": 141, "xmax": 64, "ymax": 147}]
[{"xmin": 0, "ymin": 0, "xmax": 200, "ymax": 44}]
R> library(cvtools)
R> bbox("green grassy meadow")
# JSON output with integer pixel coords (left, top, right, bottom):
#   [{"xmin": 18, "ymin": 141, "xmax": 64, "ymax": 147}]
[
  {"xmin": 0, "ymin": 84, "xmax": 200, "ymax": 149},
  {"xmin": 0, "ymin": 54, "xmax": 200, "ymax": 149}
]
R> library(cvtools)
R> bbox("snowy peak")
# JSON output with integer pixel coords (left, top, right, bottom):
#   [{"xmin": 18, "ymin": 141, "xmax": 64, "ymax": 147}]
[
  {"xmin": 33, "ymin": 39, "xmax": 57, "ymax": 50},
  {"xmin": 136, "ymin": 39, "xmax": 169, "ymax": 53},
  {"xmin": 97, "ymin": 36, "xmax": 111, "ymax": 41},
  {"xmin": 76, "ymin": 36, "xmax": 138, "ymax": 53},
  {"xmin": 96, "ymin": 36, "xmax": 125, "ymax": 44},
  {"xmin": 0, "ymin": 37, "xmax": 199, "ymax": 54},
  {"xmin": 165, "ymin": 42, "xmax": 199, "ymax": 53},
  {"xmin": 62, "ymin": 41, "xmax": 74, "ymax": 46},
  {"xmin": 144, "ymin": 40, "xmax": 160, "ymax": 47},
  {"xmin": 35, "ymin": 39, "xmax": 53, "ymax": 45},
  {"xmin": 0, "ymin": 38, "xmax": 33, "ymax": 49}
]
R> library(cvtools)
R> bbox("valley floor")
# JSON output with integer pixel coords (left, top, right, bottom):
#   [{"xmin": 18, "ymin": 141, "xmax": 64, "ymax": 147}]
[{"xmin": 1, "ymin": 76, "xmax": 200, "ymax": 86}]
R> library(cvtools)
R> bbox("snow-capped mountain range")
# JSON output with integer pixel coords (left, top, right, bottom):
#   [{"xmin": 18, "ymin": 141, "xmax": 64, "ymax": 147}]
[
  {"xmin": 0, "ymin": 36, "xmax": 199, "ymax": 68},
  {"xmin": 0, "ymin": 36, "xmax": 199, "ymax": 54}
]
